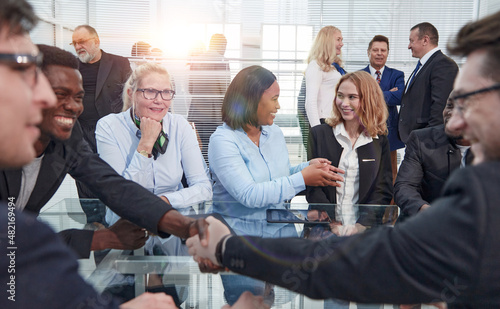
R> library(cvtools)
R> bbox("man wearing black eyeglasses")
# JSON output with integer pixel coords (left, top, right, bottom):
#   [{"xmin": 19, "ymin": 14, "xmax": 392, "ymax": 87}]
[
  {"xmin": 71, "ymin": 24, "xmax": 132, "ymax": 199},
  {"xmin": 0, "ymin": 13, "xmax": 55, "ymax": 167},
  {"xmin": 187, "ymin": 10, "xmax": 500, "ymax": 308}
]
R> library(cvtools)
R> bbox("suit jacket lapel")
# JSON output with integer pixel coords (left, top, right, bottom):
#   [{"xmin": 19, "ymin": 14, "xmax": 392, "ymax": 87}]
[
  {"xmin": 362, "ymin": 66, "xmax": 390, "ymax": 91},
  {"xmin": 405, "ymin": 50, "xmax": 442, "ymax": 93},
  {"xmin": 25, "ymin": 142, "xmax": 67, "ymax": 214},
  {"xmin": 95, "ymin": 50, "xmax": 113, "ymax": 100},
  {"xmin": 328, "ymin": 130, "xmax": 343, "ymax": 168},
  {"xmin": 357, "ymin": 141, "xmax": 381, "ymax": 203},
  {"xmin": 379, "ymin": 67, "xmax": 391, "ymax": 91},
  {"xmin": 1, "ymin": 169, "xmax": 22, "ymax": 200},
  {"xmin": 446, "ymin": 143, "xmax": 462, "ymax": 177}
]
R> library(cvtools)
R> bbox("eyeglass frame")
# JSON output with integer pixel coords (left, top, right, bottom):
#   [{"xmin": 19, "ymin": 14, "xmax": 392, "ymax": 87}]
[
  {"xmin": 70, "ymin": 38, "xmax": 96, "ymax": 46},
  {"xmin": 450, "ymin": 83, "xmax": 500, "ymax": 114},
  {"xmin": 136, "ymin": 88, "xmax": 176, "ymax": 101},
  {"xmin": 0, "ymin": 53, "xmax": 43, "ymax": 88}
]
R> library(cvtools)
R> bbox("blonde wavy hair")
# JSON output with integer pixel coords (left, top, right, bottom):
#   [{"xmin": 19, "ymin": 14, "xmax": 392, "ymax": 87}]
[
  {"xmin": 307, "ymin": 26, "xmax": 343, "ymax": 72},
  {"xmin": 326, "ymin": 71, "xmax": 388, "ymax": 137},
  {"xmin": 122, "ymin": 62, "xmax": 171, "ymax": 111}
]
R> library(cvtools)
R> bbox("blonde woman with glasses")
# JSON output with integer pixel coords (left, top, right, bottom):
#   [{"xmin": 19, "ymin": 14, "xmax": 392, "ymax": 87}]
[{"xmin": 96, "ymin": 62, "xmax": 212, "ymax": 255}]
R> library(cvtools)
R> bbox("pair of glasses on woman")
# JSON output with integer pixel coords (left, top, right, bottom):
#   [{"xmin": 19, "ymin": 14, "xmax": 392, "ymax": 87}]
[
  {"xmin": 137, "ymin": 88, "xmax": 176, "ymax": 101},
  {"xmin": 0, "ymin": 53, "xmax": 43, "ymax": 88}
]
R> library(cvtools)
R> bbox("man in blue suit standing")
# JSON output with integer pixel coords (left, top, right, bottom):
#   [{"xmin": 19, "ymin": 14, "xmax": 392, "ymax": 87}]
[{"xmin": 362, "ymin": 35, "xmax": 405, "ymax": 180}]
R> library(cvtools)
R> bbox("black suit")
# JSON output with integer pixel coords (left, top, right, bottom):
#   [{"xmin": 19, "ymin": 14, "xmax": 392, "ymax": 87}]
[
  {"xmin": 398, "ymin": 50, "xmax": 458, "ymax": 143},
  {"xmin": 78, "ymin": 50, "xmax": 131, "ymax": 151},
  {"xmin": 0, "ymin": 123, "xmax": 172, "ymax": 258},
  {"xmin": 222, "ymin": 161, "xmax": 500, "ymax": 308},
  {"xmin": 0, "ymin": 207, "xmax": 121, "ymax": 308},
  {"xmin": 395, "ymin": 125, "xmax": 473, "ymax": 221},
  {"xmin": 306, "ymin": 124, "xmax": 393, "ymax": 226}
]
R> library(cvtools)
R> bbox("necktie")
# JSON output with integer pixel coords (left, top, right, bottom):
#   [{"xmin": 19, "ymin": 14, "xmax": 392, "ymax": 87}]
[
  {"xmin": 408, "ymin": 61, "xmax": 422, "ymax": 87},
  {"xmin": 375, "ymin": 70, "xmax": 381, "ymax": 84}
]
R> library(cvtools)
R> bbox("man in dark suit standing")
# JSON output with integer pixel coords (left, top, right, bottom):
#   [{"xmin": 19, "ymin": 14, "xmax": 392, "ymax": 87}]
[
  {"xmin": 395, "ymin": 91, "xmax": 472, "ymax": 222},
  {"xmin": 398, "ymin": 22, "xmax": 458, "ymax": 144},
  {"xmin": 362, "ymin": 35, "xmax": 405, "ymax": 180},
  {"xmin": 187, "ymin": 11, "xmax": 500, "ymax": 308},
  {"xmin": 71, "ymin": 25, "xmax": 131, "ymax": 197},
  {"xmin": 71, "ymin": 25, "xmax": 131, "ymax": 152}
]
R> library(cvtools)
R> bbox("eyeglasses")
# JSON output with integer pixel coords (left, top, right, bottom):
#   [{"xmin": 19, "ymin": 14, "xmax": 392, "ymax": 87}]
[
  {"xmin": 0, "ymin": 53, "xmax": 43, "ymax": 88},
  {"xmin": 450, "ymin": 84, "xmax": 500, "ymax": 114},
  {"xmin": 70, "ymin": 38, "xmax": 94, "ymax": 46},
  {"xmin": 137, "ymin": 88, "xmax": 175, "ymax": 101}
]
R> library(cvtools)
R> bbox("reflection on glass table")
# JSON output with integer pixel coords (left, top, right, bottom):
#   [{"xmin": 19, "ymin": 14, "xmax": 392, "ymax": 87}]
[{"xmin": 38, "ymin": 198, "xmax": 400, "ymax": 309}]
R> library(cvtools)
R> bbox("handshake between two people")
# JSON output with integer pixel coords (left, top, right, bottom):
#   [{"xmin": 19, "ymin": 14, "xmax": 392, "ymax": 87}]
[
  {"xmin": 187, "ymin": 216, "xmax": 271, "ymax": 309},
  {"xmin": 186, "ymin": 216, "xmax": 232, "ymax": 272}
]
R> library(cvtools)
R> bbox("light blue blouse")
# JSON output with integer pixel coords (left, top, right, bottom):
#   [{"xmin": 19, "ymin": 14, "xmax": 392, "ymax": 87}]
[
  {"xmin": 208, "ymin": 123, "xmax": 308, "ymax": 237},
  {"xmin": 96, "ymin": 110, "xmax": 212, "ymax": 225}
]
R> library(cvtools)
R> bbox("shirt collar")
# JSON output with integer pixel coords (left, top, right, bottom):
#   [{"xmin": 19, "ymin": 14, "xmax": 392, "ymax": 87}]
[
  {"xmin": 333, "ymin": 122, "xmax": 376, "ymax": 147},
  {"xmin": 369, "ymin": 65, "xmax": 385, "ymax": 76},
  {"xmin": 420, "ymin": 47, "xmax": 440, "ymax": 66},
  {"xmin": 233, "ymin": 124, "xmax": 270, "ymax": 136}
]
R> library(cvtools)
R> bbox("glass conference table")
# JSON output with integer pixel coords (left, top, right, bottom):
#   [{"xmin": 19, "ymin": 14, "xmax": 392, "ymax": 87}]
[{"xmin": 39, "ymin": 198, "xmax": 401, "ymax": 309}]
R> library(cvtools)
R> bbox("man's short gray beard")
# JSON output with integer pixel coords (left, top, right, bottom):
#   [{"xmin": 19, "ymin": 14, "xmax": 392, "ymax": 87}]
[{"xmin": 78, "ymin": 50, "xmax": 95, "ymax": 63}]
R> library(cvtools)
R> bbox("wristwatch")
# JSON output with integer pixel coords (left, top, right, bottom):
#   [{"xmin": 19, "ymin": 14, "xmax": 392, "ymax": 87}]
[{"xmin": 138, "ymin": 150, "xmax": 151, "ymax": 158}]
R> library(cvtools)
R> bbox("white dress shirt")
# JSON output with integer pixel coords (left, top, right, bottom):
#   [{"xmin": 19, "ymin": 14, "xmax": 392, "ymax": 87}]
[
  {"xmin": 334, "ymin": 123, "xmax": 374, "ymax": 225},
  {"xmin": 368, "ymin": 65, "xmax": 385, "ymax": 79},
  {"xmin": 413, "ymin": 47, "xmax": 440, "ymax": 80}
]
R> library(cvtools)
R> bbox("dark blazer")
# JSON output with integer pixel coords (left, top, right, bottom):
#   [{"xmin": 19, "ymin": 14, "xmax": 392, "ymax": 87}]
[
  {"xmin": 222, "ymin": 161, "xmax": 500, "ymax": 308},
  {"xmin": 395, "ymin": 125, "xmax": 473, "ymax": 221},
  {"xmin": 78, "ymin": 50, "xmax": 131, "ymax": 154},
  {"xmin": 0, "ymin": 123, "xmax": 172, "ymax": 257},
  {"xmin": 306, "ymin": 124, "xmax": 393, "ymax": 226},
  {"xmin": 398, "ymin": 50, "xmax": 458, "ymax": 143},
  {"xmin": 0, "ymin": 207, "xmax": 121, "ymax": 308},
  {"xmin": 361, "ymin": 66, "xmax": 405, "ymax": 150},
  {"xmin": 91, "ymin": 50, "xmax": 131, "ymax": 117}
]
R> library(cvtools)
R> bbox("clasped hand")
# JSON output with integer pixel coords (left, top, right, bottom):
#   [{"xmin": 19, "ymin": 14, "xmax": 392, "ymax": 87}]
[
  {"xmin": 186, "ymin": 216, "xmax": 271, "ymax": 309},
  {"xmin": 186, "ymin": 216, "xmax": 232, "ymax": 271},
  {"xmin": 303, "ymin": 158, "xmax": 345, "ymax": 187}
]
